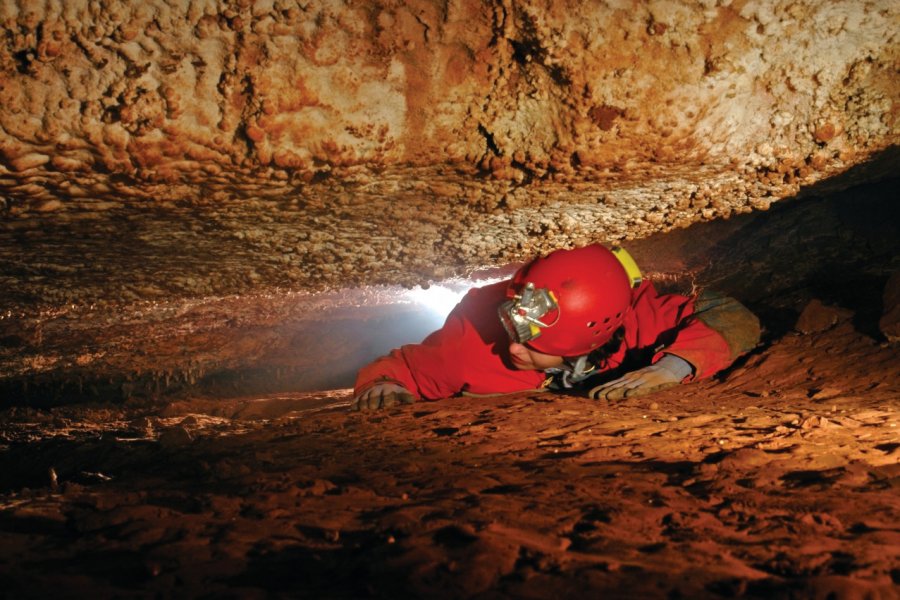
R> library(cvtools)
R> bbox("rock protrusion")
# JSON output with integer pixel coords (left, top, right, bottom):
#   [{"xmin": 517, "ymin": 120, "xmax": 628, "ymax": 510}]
[{"xmin": 795, "ymin": 299, "xmax": 854, "ymax": 334}]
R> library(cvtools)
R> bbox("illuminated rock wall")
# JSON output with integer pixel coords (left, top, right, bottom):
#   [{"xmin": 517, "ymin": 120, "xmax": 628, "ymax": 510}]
[{"xmin": 0, "ymin": 0, "xmax": 897, "ymax": 298}]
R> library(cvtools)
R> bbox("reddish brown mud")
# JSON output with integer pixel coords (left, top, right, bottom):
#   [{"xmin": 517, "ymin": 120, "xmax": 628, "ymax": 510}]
[{"xmin": 1, "ymin": 322, "xmax": 897, "ymax": 598}]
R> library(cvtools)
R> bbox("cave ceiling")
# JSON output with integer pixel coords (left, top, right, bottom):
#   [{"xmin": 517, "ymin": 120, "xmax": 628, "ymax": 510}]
[{"xmin": 0, "ymin": 0, "xmax": 897, "ymax": 312}]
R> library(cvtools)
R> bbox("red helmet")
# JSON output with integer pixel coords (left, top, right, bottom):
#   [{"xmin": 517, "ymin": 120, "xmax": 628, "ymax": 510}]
[{"xmin": 498, "ymin": 244, "xmax": 641, "ymax": 356}]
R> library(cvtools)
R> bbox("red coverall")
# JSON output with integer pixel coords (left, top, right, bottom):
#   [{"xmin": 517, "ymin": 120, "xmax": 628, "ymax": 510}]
[{"xmin": 354, "ymin": 279, "xmax": 734, "ymax": 400}]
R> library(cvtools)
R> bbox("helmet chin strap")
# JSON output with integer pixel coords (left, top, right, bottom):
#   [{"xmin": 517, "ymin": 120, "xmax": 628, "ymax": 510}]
[
  {"xmin": 544, "ymin": 325, "xmax": 627, "ymax": 387},
  {"xmin": 545, "ymin": 355, "xmax": 596, "ymax": 388}
]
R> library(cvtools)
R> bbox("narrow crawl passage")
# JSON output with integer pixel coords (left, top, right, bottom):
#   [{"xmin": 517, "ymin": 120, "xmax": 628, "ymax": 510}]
[
  {"xmin": 0, "ymin": 321, "xmax": 897, "ymax": 598},
  {"xmin": 2, "ymin": 177, "xmax": 896, "ymax": 407}
]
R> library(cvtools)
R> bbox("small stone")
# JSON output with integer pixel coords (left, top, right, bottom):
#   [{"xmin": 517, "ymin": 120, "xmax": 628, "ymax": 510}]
[
  {"xmin": 649, "ymin": 402, "xmax": 659, "ymax": 410},
  {"xmin": 302, "ymin": 479, "xmax": 336, "ymax": 496},
  {"xmin": 324, "ymin": 530, "xmax": 340, "ymax": 542},
  {"xmin": 795, "ymin": 299, "xmax": 854, "ymax": 334},
  {"xmin": 129, "ymin": 417, "xmax": 155, "ymax": 437},
  {"xmin": 799, "ymin": 415, "xmax": 829, "ymax": 429},
  {"xmin": 158, "ymin": 425, "xmax": 193, "ymax": 448},
  {"xmin": 809, "ymin": 387, "xmax": 841, "ymax": 401},
  {"xmin": 37, "ymin": 199, "xmax": 63, "ymax": 212},
  {"xmin": 813, "ymin": 122, "xmax": 837, "ymax": 144}
]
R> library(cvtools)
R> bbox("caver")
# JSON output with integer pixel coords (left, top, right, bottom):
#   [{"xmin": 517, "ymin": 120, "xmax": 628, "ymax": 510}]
[{"xmin": 353, "ymin": 244, "xmax": 760, "ymax": 410}]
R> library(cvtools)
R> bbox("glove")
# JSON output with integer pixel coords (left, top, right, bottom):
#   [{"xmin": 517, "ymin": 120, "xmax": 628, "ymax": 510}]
[
  {"xmin": 589, "ymin": 354, "xmax": 693, "ymax": 401},
  {"xmin": 352, "ymin": 383, "xmax": 416, "ymax": 411}
]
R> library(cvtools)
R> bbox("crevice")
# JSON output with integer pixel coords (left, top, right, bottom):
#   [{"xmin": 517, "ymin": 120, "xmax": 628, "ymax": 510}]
[
  {"xmin": 413, "ymin": 13, "xmax": 431, "ymax": 44},
  {"xmin": 12, "ymin": 48, "xmax": 36, "ymax": 74},
  {"xmin": 477, "ymin": 124, "xmax": 502, "ymax": 158},
  {"xmin": 509, "ymin": 160, "xmax": 535, "ymax": 185},
  {"xmin": 505, "ymin": 12, "xmax": 570, "ymax": 87},
  {"xmin": 488, "ymin": 0, "xmax": 509, "ymax": 48}
]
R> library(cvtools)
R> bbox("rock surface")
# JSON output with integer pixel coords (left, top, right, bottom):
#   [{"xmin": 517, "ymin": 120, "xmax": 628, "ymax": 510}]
[
  {"xmin": 794, "ymin": 299, "xmax": 854, "ymax": 334},
  {"xmin": 0, "ymin": 0, "xmax": 897, "ymax": 296},
  {"xmin": 0, "ymin": 6, "xmax": 897, "ymax": 594},
  {"xmin": 0, "ymin": 319, "xmax": 898, "ymax": 597}
]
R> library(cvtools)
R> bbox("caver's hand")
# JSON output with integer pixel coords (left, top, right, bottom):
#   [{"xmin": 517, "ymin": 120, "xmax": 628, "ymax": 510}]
[
  {"xmin": 352, "ymin": 383, "xmax": 416, "ymax": 411},
  {"xmin": 589, "ymin": 355, "xmax": 693, "ymax": 401}
]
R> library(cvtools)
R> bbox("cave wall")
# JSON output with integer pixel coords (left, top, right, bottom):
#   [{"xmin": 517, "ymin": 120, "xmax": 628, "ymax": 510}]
[{"xmin": 0, "ymin": 0, "xmax": 897, "ymax": 301}]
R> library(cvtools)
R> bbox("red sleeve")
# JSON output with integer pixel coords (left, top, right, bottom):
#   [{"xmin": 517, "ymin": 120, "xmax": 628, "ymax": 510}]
[
  {"xmin": 354, "ymin": 281, "xmax": 546, "ymax": 399},
  {"xmin": 655, "ymin": 319, "xmax": 732, "ymax": 380},
  {"xmin": 628, "ymin": 282, "xmax": 733, "ymax": 380},
  {"xmin": 353, "ymin": 349, "xmax": 422, "ymax": 399},
  {"xmin": 353, "ymin": 309, "xmax": 466, "ymax": 400}
]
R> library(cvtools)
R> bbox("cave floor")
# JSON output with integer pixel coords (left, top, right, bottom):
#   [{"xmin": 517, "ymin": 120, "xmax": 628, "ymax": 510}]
[{"xmin": 0, "ymin": 323, "xmax": 898, "ymax": 599}]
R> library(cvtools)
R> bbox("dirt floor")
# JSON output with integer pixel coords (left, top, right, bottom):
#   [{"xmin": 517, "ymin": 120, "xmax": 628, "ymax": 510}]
[{"xmin": 0, "ymin": 316, "xmax": 898, "ymax": 599}]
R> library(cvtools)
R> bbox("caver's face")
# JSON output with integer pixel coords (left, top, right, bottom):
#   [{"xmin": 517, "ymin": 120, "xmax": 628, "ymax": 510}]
[{"xmin": 507, "ymin": 342, "xmax": 564, "ymax": 371}]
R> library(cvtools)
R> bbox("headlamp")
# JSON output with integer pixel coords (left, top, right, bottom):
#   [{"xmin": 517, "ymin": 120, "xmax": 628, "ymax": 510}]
[{"xmin": 498, "ymin": 282, "xmax": 559, "ymax": 345}]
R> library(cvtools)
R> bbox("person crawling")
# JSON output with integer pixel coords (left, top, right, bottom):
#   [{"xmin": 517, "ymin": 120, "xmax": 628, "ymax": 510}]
[{"xmin": 352, "ymin": 244, "xmax": 760, "ymax": 410}]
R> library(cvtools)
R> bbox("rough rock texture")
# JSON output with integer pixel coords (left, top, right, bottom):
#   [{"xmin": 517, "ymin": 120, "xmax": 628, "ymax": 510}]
[
  {"xmin": 0, "ymin": 317, "xmax": 898, "ymax": 597},
  {"xmin": 0, "ymin": 5, "xmax": 898, "ymax": 595},
  {"xmin": 794, "ymin": 299, "xmax": 853, "ymax": 334},
  {"xmin": 0, "ymin": 0, "xmax": 898, "ymax": 299}
]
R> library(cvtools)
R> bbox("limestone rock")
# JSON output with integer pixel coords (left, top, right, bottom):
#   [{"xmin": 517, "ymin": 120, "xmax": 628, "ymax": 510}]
[
  {"xmin": 0, "ymin": 0, "xmax": 897, "ymax": 294},
  {"xmin": 158, "ymin": 425, "xmax": 193, "ymax": 448},
  {"xmin": 795, "ymin": 299, "xmax": 854, "ymax": 334}
]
